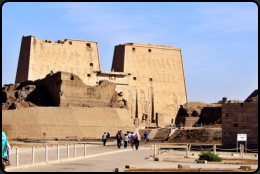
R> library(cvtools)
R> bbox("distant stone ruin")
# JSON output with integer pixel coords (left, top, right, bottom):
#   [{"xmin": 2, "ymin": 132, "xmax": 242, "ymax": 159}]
[{"xmin": 2, "ymin": 72, "xmax": 122, "ymax": 110}]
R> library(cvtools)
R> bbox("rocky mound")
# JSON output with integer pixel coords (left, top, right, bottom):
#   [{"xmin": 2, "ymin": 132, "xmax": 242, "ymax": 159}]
[
  {"xmin": 2, "ymin": 83, "xmax": 54, "ymax": 110},
  {"xmin": 168, "ymin": 129, "xmax": 222, "ymax": 144}
]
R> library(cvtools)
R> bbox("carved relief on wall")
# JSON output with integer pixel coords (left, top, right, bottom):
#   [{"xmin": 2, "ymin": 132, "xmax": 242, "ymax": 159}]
[
  {"xmin": 147, "ymin": 58, "xmax": 152, "ymax": 69},
  {"xmin": 171, "ymin": 74, "xmax": 176, "ymax": 86},
  {"xmin": 152, "ymin": 57, "xmax": 157, "ymax": 69},
  {"xmin": 83, "ymin": 51, "xmax": 88, "ymax": 64},
  {"xmin": 68, "ymin": 50, "xmax": 74, "ymax": 62},
  {"xmin": 140, "ymin": 89, "xmax": 146, "ymax": 114},
  {"xmin": 167, "ymin": 74, "xmax": 171, "ymax": 84},
  {"xmin": 161, "ymin": 59, "xmax": 166, "ymax": 70},
  {"xmin": 171, "ymin": 58, "xmax": 175, "ymax": 69},
  {"xmin": 172, "ymin": 91, "xmax": 178, "ymax": 114},
  {"xmin": 166, "ymin": 57, "xmax": 171, "ymax": 70},
  {"xmin": 156, "ymin": 59, "xmax": 161, "ymax": 69},
  {"xmin": 157, "ymin": 73, "xmax": 161, "ymax": 84},
  {"xmin": 62, "ymin": 49, "xmax": 67, "ymax": 61},
  {"xmin": 162, "ymin": 74, "xmax": 166, "ymax": 85},
  {"xmin": 141, "ymin": 55, "xmax": 145, "ymax": 68},
  {"xmin": 140, "ymin": 75, "xmax": 146, "ymax": 86},
  {"xmin": 136, "ymin": 55, "xmax": 141, "ymax": 67}
]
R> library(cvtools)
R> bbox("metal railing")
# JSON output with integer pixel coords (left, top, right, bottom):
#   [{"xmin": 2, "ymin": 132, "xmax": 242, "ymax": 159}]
[
  {"xmin": 153, "ymin": 143, "xmax": 258, "ymax": 158},
  {"xmin": 14, "ymin": 144, "xmax": 87, "ymax": 166}
]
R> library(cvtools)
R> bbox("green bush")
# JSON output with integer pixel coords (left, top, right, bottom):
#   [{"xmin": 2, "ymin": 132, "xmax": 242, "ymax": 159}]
[{"xmin": 199, "ymin": 148, "xmax": 222, "ymax": 162}]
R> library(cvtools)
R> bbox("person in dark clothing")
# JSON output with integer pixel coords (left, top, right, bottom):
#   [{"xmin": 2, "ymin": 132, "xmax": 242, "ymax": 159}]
[
  {"xmin": 115, "ymin": 130, "xmax": 123, "ymax": 148},
  {"xmin": 134, "ymin": 132, "xmax": 141, "ymax": 150},
  {"xmin": 107, "ymin": 132, "xmax": 110, "ymax": 139},
  {"xmin": 102, "ymin": 132, "xmax": 107, "ymax": 146}
]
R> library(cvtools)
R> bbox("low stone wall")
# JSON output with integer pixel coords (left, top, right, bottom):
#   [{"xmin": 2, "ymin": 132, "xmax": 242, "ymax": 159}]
[{"xmin": 2, "ymin": 107, "xmax": 135, "ymax": 139}]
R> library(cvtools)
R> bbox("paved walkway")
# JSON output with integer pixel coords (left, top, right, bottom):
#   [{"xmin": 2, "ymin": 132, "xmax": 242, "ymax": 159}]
[{"xmin": 6, "ymin": 142, "xmax": 258, "ymax": 172}]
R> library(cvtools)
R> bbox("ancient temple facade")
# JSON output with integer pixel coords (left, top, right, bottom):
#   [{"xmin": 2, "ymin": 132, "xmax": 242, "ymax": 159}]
[{"xmin": 15, "ymin": 36, "xmax": 188, "ymax": 127}]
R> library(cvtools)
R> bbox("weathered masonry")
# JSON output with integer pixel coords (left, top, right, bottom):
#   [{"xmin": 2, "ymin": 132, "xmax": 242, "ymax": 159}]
[
  {"xmin": 15, "ymin": 35, "xmax": 101, "ymax": 86},
  {"xmin": 15, "ymin": 36, "xmax": 188, "ymax": 127}
]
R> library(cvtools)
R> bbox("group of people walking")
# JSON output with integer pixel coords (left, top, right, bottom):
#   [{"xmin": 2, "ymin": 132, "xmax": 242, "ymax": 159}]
[
  {"xmin": 102, "ymin": 130, "xmax": 147, "ymax": 150},
  {"xmin": 115, "ymin": 130, "xmax": 141, "ymax": 150}
]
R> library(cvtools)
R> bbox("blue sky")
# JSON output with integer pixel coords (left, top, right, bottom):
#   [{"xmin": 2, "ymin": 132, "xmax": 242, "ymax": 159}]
[{"xmin": 2, "ymin": 2, "xmax": 258, "ymax": 103}]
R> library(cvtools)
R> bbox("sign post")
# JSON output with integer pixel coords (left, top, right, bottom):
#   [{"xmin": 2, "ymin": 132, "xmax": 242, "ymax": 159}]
[{"xmin": 237, "ymin": 134, "xmax": 247, "ymax": 156}]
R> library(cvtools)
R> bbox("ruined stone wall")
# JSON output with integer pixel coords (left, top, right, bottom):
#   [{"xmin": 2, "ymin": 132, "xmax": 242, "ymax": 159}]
[
  {"xmin": 2, "ymin": 107, "xmax": 136, "ymax": 138},
  {"xmin": 15, "ymin": 35, "xmax": 101, "ymax": 85},
  {"xmin": 175, "ymin": 117, "xmax": 200, "ymax": 127},
  {"xmin": 222, "ymin": 103, "xmax": 258, "ymax": 149},
  {"xmin": 59, "ymin": 72, "xmax": 118, "ymax": 107},
  {"xmin": 111, "ymin": 43, "xmax": 188, "ymax": 125}
]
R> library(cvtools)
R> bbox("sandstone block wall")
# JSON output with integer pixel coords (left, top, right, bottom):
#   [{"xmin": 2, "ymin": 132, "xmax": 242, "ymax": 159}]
[
  {"xmin": 2, "ymin": 107, "xmax": 135, "ymax": 138},
  {"xmin": 111, "ymin": 43, "xmax": 188, "ymax": 126},
  {"xmin": 15, "ymin": 36, "xmax": 101, "ymax": 86},
  {"xmin": 222, "ymin": 103, "xmax": 258, "ymax": 149}
]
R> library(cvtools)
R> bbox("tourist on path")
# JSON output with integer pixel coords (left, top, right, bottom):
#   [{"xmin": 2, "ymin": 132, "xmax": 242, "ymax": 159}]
[
  {"xmin": 134, "ymin": 132, "xmax": 141, "ymax": 150},
  {"xmin": 127, "ymin": 131, "xmax": 131, "ymax": 143},
  {"xmin": 107, "ymin": 132, "xmax": 110, "ymax": 139},
  {"xmin": 130, "ymin": 133, "xmax": 134, "ymax": 148},
  {"xmin": 115, "ymin": 130, "xmax": 123, "ymax": 148},
  {"xmin": 2, "ymin": 131, "xmax": 11, "ymax": 171},
  {"xmin": 144, "ymin": 131, "xmax": 148, "ymax": 144},
  {"xmin": 102, "ymin": 132, "xmax": 107, "ymax": 146},
  {"xmin": 123, "ymin": 133, "xmax": 129, "ymax": 149}
]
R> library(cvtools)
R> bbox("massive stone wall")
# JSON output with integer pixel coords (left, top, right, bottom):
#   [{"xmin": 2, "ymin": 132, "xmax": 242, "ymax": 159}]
[
  {"xmin": 15, "ymin": 36, "xmax": 101, "ymax": 85},
  {"xmin": 14, "ymin": 36, "xmax": 188, "ymax": 127},
  {"xmin": 2, "ymin": 107, "xmax": 136, "ymax": 138},
  {"xmin": 222, "ymin": 103, "xmax": 258, "ymax": 149},
  {"xmin": 111, "ymin": 43, "xmax": 188, "ymax": 126}
]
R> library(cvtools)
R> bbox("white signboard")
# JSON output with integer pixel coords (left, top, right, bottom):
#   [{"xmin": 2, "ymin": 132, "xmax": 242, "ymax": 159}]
[{"xmin": 237, "ymin": 134, "xmax": 247, "ymax": 141}]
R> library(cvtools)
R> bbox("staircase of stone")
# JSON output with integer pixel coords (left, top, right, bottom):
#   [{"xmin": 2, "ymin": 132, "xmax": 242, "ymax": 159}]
[
  {"xmin": 153, "ymin": 129, "xmax": 171, "ymax": 140},
  {"xmin": 168, "ymin": 128, "xmax": 178, "ymax": 139},
  {"xmin": 148, "ymin": 129, "xmax": 158, "ymax": 140}
]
